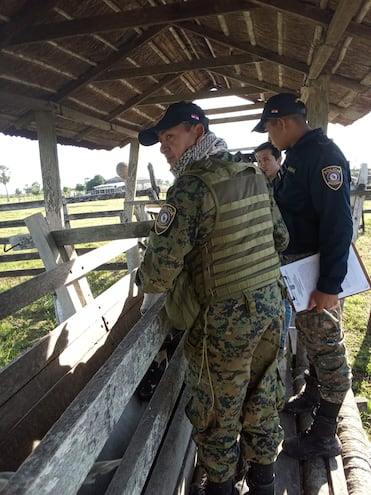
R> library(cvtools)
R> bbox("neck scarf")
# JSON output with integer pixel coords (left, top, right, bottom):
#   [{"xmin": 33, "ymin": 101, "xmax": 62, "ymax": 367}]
[{"xmin": 171, "ymin": 131, "xmax": 228, "ymax": 178}]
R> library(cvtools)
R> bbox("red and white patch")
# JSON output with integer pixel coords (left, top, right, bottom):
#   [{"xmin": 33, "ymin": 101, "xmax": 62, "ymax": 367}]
[{"xmin": 321, "ymin": 166, "xmax": 343, "ymax": 191}]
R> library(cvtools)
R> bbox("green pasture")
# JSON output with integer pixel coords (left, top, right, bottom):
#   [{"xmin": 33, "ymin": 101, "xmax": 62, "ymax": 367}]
[{"xmin": 0, "ymin": 198, "xmax": 370, "ymax": 436}]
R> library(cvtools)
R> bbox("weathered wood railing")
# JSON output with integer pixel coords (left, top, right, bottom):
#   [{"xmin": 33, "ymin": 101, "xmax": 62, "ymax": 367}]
[
  {"xmin": 0, "ymin": 215, "xmax": 195, "ymax": 495},
  {"xmin": 0, "ymin": 191, "xmax": 162, "ymax": 278}
]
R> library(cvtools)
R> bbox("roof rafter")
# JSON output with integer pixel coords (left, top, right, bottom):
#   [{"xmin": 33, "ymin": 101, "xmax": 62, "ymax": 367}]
[
  {"xmin": 178, "ymin": 22, "xmax": 309, "ymax": 74},
  {"xmin": 97, "ymin": 53, "xmax": 260, "ymax": 81},
  {"xmin": 0, "ymin": 91, "xmax": 138, "ymax": 137},
  {"xmin": 248, "ymin": 0, "xmax": 371, "ymax": 42},
  {"xmin": 5, "ymin": 0, "xmax": 256, "ymax": 45},
  {"xmin": 307, "ymin": 0, "xmax": 363, "ymax": 80},
  {"xmin": 53, "ymin": 25, "xmax": 166, "ymax": 102}
]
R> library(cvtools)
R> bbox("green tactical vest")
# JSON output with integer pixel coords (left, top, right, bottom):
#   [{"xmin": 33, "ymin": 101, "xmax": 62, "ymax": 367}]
[{"xmin": 183, "ymin": 157, "xmax": 281, "ymax": 304}]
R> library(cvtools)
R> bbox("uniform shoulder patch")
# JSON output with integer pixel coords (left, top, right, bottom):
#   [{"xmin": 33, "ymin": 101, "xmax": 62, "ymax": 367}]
[
  {"xmin": 155, "ymin": 203, "xmax": 177, "ymax": 235},
  {"xmin": 321, "ymin": 166, "xmax": 343, "ymax": 191}
]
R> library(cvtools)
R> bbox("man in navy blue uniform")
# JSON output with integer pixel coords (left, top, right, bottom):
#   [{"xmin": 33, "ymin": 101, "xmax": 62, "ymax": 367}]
[{"xmin": 253, "ymin": 93, "xmax": 353, "ymax": 460}]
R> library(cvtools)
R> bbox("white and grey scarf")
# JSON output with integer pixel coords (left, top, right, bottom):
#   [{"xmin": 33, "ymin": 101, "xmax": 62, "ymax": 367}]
[{"xmin": 171, "ymin": 131, "xmax": 228, "ymax": 178}]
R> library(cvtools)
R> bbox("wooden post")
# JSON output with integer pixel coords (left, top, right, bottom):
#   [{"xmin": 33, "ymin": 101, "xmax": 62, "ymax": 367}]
[
  {"xmin": 122, "ymin": 139, "xmax": 139, "ymax": 223},
  {"xmin": 300, "ymin": 75, "xmax": 330, "ymax": 134},
  {"xmin": 34, "ymin": 110, "xmax": 64, "ymax": 230},
  {"xmin": 352, "ymin": 163, "xmax": 368, "ymax": 242},
  {"xmin": 25, "ymin": 213, "xmax": 93, "ymax": 323}
]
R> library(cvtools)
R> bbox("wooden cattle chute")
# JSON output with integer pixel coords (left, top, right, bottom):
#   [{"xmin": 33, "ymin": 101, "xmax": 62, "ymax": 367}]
[{"xmin": 0, "ymin": 214, "xmax": 197, "ymax": 495}]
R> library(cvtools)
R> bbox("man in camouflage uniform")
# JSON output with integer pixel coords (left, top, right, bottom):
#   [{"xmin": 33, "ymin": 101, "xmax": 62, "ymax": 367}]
[
  {"xmin": 253, "ymin": 93, "xmax": 353, "ymax": 460},
  {"xmin": 136, "ymin": 101, "xmax": 289, "ymax": 495}
]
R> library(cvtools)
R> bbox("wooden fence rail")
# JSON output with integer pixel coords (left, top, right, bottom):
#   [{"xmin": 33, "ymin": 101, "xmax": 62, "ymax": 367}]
[{"xmin": 0, "ymin": 193, "xmax": 160, "ymax": 278}]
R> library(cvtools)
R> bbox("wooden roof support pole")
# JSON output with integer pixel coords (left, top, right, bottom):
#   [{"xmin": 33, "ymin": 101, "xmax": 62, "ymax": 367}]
[
  {"xmin": 122, "ymin": 139, "xmax": 139, "ymax": 223},
  {"xmin": 34, "ymin": 109, "xmax": 64, "ymax": 229},
  {"xmin": 300, "ymin": 74, "xmax": 330, "ymax": 134}
]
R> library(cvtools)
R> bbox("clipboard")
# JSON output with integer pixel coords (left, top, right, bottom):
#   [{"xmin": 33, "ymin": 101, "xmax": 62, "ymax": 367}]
[{"xmin": 279, "ymin": 243, "xmax": 371, "ymax": 312}]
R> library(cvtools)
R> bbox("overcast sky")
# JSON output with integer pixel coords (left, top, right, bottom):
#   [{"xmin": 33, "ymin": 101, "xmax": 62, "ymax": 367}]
[{"xmin": 1, "ymin": 96, "xmax": 370, "ymax": 194}]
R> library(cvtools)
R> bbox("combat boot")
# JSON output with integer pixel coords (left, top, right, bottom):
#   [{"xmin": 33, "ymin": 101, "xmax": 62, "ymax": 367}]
[
  {"xmin": 282, "ymin": 413, "xmax": 341, "ymax": 460},
  {"xmin": 247, "ymin": 462, "xmax": 275, "ymax": 495},
  {"xmin": 283, "ymin": 370, "xmax": 320, "ymax": 414},
  {"xmin": 189, "ymin": 476, "xmax": 238, "ymax": 495}
]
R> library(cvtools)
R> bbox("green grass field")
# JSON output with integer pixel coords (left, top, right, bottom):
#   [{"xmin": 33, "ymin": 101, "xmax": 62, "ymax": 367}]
[{"xmin": 0, "ymin": 197, "xmax": 370, "ymax": 436}]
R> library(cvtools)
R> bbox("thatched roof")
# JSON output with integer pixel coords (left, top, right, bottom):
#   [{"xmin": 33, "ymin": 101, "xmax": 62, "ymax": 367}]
[{"xmin": 0, "ymin": 0, "xmax": 370, "ymax": 151}]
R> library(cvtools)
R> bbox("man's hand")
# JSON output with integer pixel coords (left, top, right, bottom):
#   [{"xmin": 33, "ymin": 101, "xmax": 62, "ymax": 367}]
[{"xmin": 307, "ymin": 289, "xmax": 339, "ymax": 312}]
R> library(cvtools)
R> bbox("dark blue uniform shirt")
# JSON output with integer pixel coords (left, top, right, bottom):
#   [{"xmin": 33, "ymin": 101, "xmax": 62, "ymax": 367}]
[{"xmin": 274, "ymin": 128, "xmax": 353, "ymax": 295}]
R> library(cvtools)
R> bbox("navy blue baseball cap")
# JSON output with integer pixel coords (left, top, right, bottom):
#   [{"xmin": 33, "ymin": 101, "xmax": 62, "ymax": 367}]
[
  {"xmin": 138, "ymin": 101, "xmax": 209, "ymax": 146},
  {"xmin": 252, "ymin": 93, "xmax": 307, "ymax": 133}
]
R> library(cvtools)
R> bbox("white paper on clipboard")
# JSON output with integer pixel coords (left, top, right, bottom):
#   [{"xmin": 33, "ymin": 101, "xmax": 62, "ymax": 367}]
[{"xmin": 279, "ymin": 244, "xmax": 371, "ymax": 312}]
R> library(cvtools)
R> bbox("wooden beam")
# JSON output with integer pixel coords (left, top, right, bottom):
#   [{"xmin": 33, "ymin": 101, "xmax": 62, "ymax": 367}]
[
  {"xmin": 52, "ymin": 221, "xmax": 153, "ymax": 246},
  {"xmin": 140, "ymin": 87, "xmax": 256, "ymax": 106},
  {"xmin": 212, "ymin": 67, "xmax": 293, "ymax": 95},
  {"xmin": 122, "ymin": 140, "xmax": 140, "ymax": 223},
  {"xmin": 0, "ymin": 236, "xmax": 140, "ymax": 320},
  {"xmin": 247, "ymin": 0, "xmax": 371, "ymax": 42},
  {"xmin": 34, "ymin": 110, "xmax": 64, "ymax": 230},
  {"xmin": 53, "ymin": 26, "xmax": 166, "ymax": 102},
  {"xmin": 210, "ymin": 112, "xmax": 262, "ymax": 125},
  {"xmin": 97, "ymin": 53, "xmax": 259, "ymax": 81},
  {"xmin": 107, "ymin": 74, "xmax": 181, "ymax": 121},
  {"xmin": 205, "ymin": 102, "xmax": 264, "ymax": 114},
  {"xmin": 0, "ymin": 91, "xmax": 138, "ymax": 138},
  {"xmin": 8, "ymin": 0, "xmax": 254, "ymax": 45},
  {"xmin": 307, "ymin": 0, "xmax": 363, "ymax": 80}
]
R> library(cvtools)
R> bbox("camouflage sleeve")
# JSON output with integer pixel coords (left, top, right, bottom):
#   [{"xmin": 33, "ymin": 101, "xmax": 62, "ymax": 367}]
[
  {"xmin": 267, "ymin": 180, "xmax": 289, "ymax": 253},
  {"xmin": 136, "ymin": 174, "xmax": 215, "ymax": 293}
]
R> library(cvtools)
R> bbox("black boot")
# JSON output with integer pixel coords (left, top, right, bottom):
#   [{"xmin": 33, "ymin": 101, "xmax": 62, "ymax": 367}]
[
  {"xmin": 283, "ymin": 413, "xmax": 341, "ymax": 460},
  {"xmin": 283, "ymin": 369, "xmax": 320, "ymax": 414},
  {"xmin": 247, "ymin": 462, "xmax": 275, "ymax": 495},
  {"xmin": 189, "ymin": 476, "xmax": 237, "ymax": 495}
]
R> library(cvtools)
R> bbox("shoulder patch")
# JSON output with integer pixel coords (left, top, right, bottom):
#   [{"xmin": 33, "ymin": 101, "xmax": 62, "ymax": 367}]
[
  {"xmin": 321, "ymin": 166, "xmax": 343, "ymax": 190},
  {"xmin": 155, "ymin": 204, "xmax": 177, "ymax": 235}
]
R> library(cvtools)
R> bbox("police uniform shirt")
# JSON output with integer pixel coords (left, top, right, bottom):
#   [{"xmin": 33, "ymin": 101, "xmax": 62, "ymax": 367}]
[{"xmin": 274, "ymin": 128, "xmax": 353, "ymax": 295}]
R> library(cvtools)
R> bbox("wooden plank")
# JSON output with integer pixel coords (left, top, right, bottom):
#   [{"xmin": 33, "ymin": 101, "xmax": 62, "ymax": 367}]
[
  {"xmin": 105, "ymin": 335, "xmax": 187, "ymax": 495},
  {"xmin": 51, "ymin": 220, "xmax": 153, "ymax": 245},
  {"xmin": 327, "ymin": 456, "xmax": 348, "ymax": 495},
  {"xmin": 0, "ymin": 292, "xmax": 142, "ymax": 471},
  {"xmin": 0, "ymin": 238, "xmax": 138, "ymax": 319},
  {"xmin": 35, "ymin": 110, "xmax": 64, "ymax": 230},
  {"xmin": 0, "ymin": 271, "xmax": 135, "ymax": 406},
  {"xmin": 122, "ymin": 140, "xmax": 140, "ymax": 223},
  {"xmin": 1, "ymin": 296, "xmax": 168, "ymax": 495},
  {"xmin": 26, "ymin": 212, "xmax": 87, "ymax": 322},
  {"xmin": 143, "ymin": 387, "xmax": 194, "ymax": 495}
]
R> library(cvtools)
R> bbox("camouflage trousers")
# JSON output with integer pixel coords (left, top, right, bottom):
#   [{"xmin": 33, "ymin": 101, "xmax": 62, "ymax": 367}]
[
  {"xmin": 295, "ymin": 306, "xmax": 352, "ymax": 403},
  {"xmin": 281, "ymin": 253, "xmax": 352, "ymax": 403},
  {"xmin": 183, "ymin": 282, "xmax": 284, "ymax": 483}
]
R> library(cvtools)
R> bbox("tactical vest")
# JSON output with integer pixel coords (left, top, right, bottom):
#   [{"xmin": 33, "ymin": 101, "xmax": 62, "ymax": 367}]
[{"xmin": 184, "ymin": 157, "xmax": 281, "ymax": 304}]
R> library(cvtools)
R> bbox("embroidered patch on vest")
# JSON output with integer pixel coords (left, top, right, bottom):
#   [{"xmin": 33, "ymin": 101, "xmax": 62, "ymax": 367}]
[
  {"xmin": 321, "ymin": 166, "xmax": 343, "ymax": 190},
  {"xmin": 155, "ymin": 204, "xmax": 177, "ymax": 235}
]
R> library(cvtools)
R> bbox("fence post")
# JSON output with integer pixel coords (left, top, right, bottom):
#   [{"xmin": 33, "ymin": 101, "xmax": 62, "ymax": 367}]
[{"xmin": 352, "ymin": 163, "xmax": 368, "ymax": 242}]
